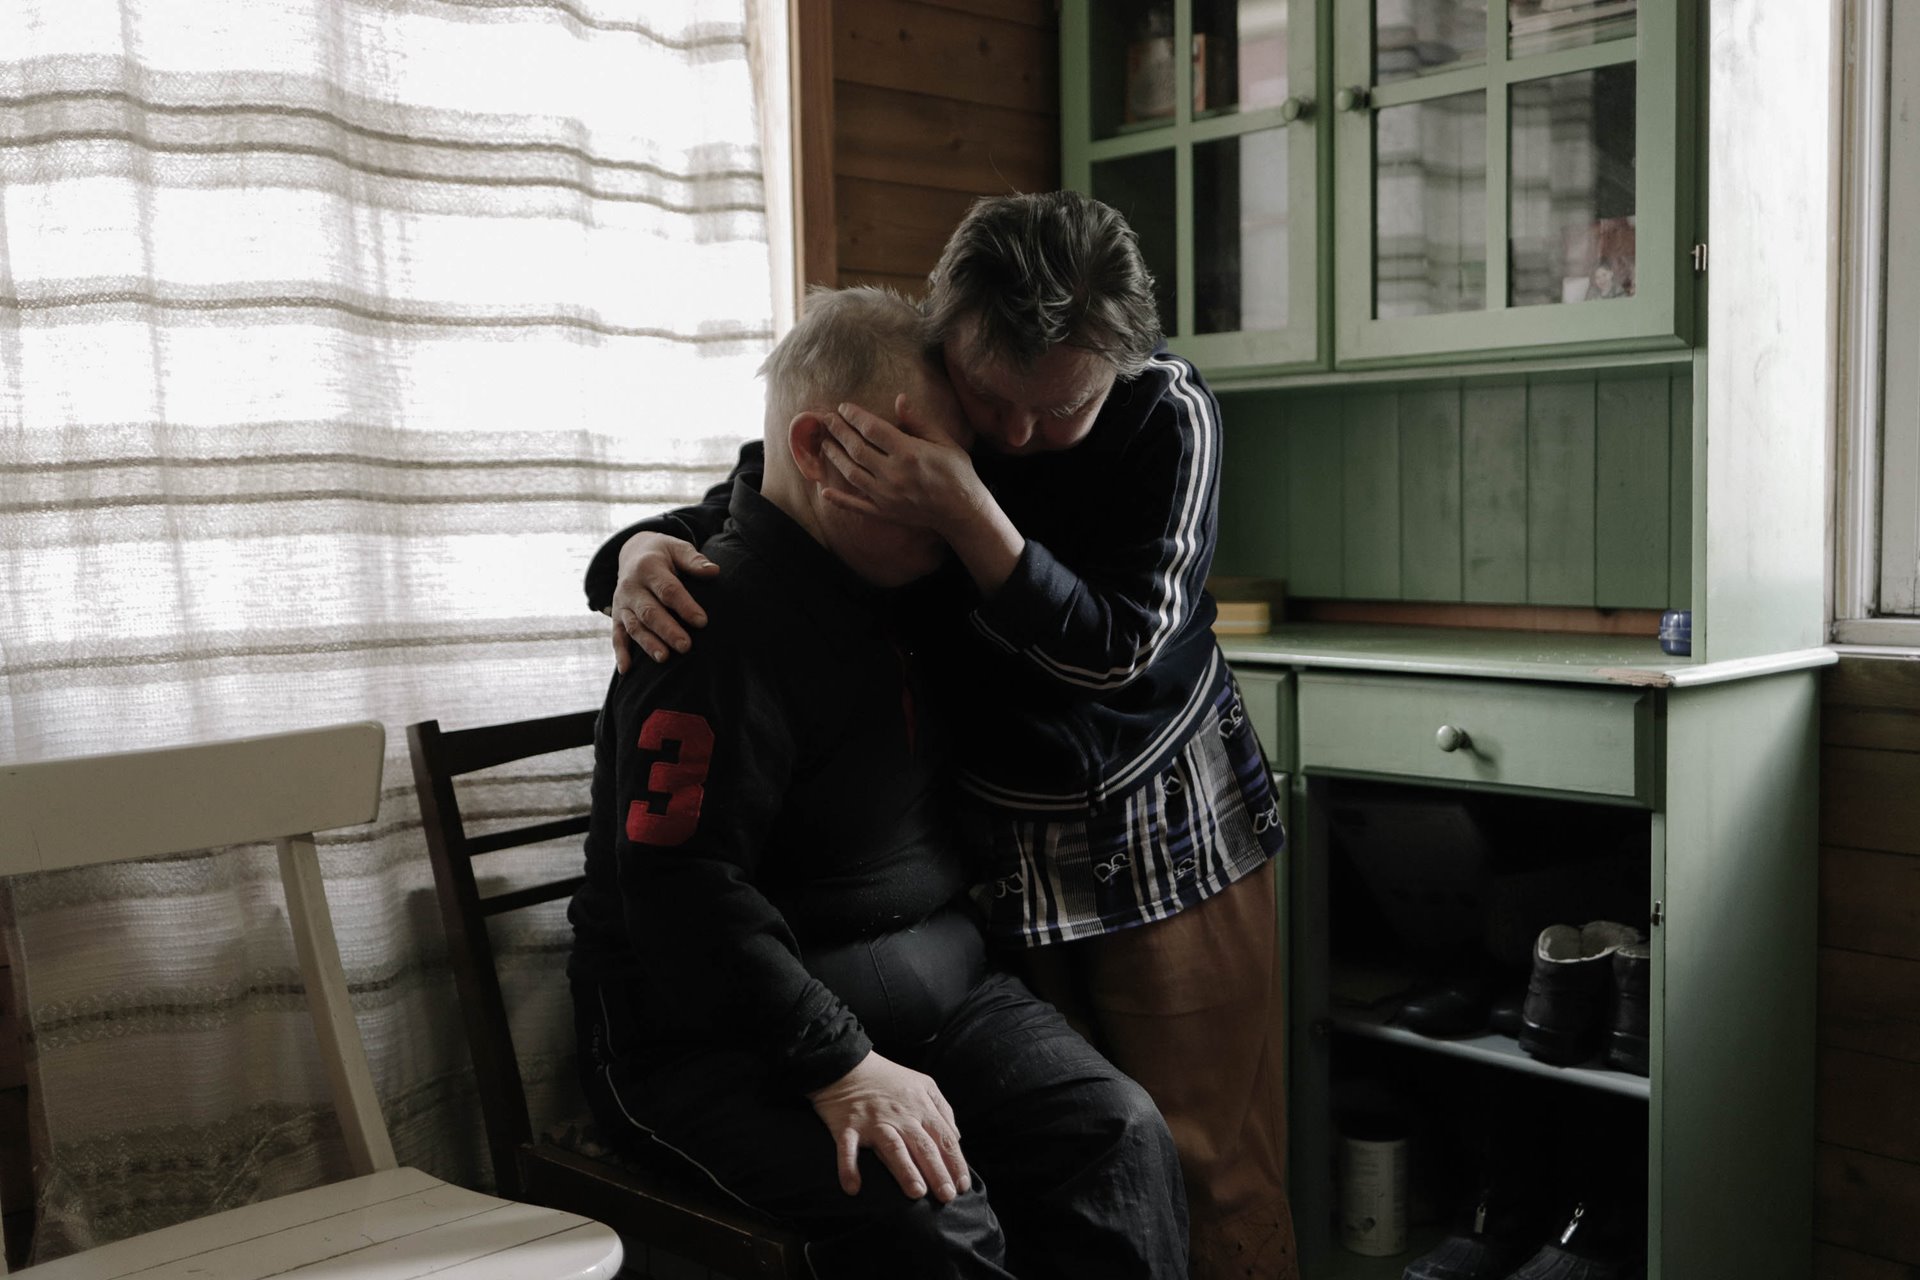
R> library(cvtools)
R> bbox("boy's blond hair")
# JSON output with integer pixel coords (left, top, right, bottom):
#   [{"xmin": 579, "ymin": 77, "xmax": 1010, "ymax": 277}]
[{"xmin": 758, "ymin": 286, "xmax": 933, "ymax": 432}]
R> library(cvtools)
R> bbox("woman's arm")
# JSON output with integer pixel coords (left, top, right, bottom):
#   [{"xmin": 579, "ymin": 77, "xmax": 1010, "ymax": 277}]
[
  {"xmin": 584, "ymin": 441, "xmax": 764, "ymax": 668},
  {"xmin": 968, "ymin": 358, "xmax": 1221, "ymax": 693}
]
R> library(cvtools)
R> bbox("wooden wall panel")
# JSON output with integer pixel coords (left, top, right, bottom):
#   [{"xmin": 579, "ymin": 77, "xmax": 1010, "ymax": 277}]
[
  {"xmin": 1398, "ymin": 389, "xmax": 1464, "ymax": 601},
  {"xmin": 1594, "ymin": 377, "xmax": 1671, "ymax": 608},
  {"xmin": 835, "ymin": 0, "xmax": 1057, "ymax": 113},
  {"xmin": 1283, "ymin": 396, "xmax": 1344, "ymax": 597},
  {"xmin": 1817, "ymin": 657, "xmax": 1920, "ymax": 1277},
  {"xmin": 1526, "ymin": 381, "xmax": 1599, "ymax": 605},
  {"xmin": 818, "ymin": 0, "xmax": 1059, "ymax": 293},
  {"xmin": 912, "ymin": 0, "xmax": 1052, "ymax": 24},
  {"xmin": 1461, "ymin": 384, "xmax": 1530, "ymax": 603},
  {"xmin": 1217, "ymin": 374, "xmax": 1691, "ymax": 613},
  {"xmin": 836, "ymin": 82, "xmax": 1054, "ymax": 195},
  {"xmin": 836, "ymin": 177, "xmax": 984, "ymax": 278},
  {"xmin": 1340, "ymin": 393, "xmax": 1401, "ymax": 599}
]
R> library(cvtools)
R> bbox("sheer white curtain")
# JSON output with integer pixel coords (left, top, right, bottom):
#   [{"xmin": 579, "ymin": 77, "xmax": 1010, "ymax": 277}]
[{"xmin": 0, "ymin": 0, "xmax": 780, "ymax": 1257}]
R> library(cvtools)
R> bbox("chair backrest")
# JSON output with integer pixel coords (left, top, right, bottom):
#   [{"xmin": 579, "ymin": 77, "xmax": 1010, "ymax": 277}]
[
  {"xmin": 406, "ymin": 710, "xmax": 597, "ymax": 1200},
  {"xmin": 0, "ymin": 723, "xmax": 398, "ymax": 1178}
]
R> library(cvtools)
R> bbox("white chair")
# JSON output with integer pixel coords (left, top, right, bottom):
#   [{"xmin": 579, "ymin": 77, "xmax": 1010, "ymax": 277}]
[{"xmin": 0, "ymin": 722, "xmax": 623, "ymax": 1279}]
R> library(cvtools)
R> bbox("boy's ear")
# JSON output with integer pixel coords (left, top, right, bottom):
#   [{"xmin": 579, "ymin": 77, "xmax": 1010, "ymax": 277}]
[{"xmin": 787, "ymin": 411, "xmax": 833, "ymax": 487}]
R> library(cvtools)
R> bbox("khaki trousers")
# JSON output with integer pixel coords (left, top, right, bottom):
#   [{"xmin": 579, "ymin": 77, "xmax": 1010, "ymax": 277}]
[{"xmin": 1023, "ymin": 859, "xmax": 1299, "ymax": 1280}]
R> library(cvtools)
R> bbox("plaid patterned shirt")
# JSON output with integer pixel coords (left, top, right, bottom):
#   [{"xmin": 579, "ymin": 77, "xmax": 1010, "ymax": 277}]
[{"xmin": 978, "ymin": 672, "xmax": 1285, "ymax": 947}]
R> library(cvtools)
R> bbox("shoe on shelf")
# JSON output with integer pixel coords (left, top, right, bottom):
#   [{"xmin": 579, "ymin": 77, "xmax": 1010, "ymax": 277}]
[
  {"xmin": 1488, "ymin": 984, "xmax": 1527, "ymax": 1038},
  {"xmin": 1606, "ymin": 943, "xmax": 1651, "ymax": 1075},
  {"xmin": 1404, "ymin": 1198, "xmax": 1523, "ymax": 1280},
  {"xmin": 1518, "ymin": 922, "xmax": 1642, "ymax": 1066},
  {"xmin": 1502, "ymin": 1203, "xmax": 1635, "ymax": 1280},
  {"xmin": 1399, "ymin": 970, "xmax": 1494, "ymax": 1037}
]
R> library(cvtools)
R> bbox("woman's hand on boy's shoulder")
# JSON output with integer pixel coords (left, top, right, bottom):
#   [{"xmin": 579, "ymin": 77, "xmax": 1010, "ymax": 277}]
[{"xmin": 610, "ymin": 531, "xmax": 719, "ymax": 672}]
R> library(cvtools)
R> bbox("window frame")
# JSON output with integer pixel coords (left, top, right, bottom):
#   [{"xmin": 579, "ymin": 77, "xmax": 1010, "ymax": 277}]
[{"xmin": 1834, "ymin": 0, "xmax": 1920, "ymax": 645}]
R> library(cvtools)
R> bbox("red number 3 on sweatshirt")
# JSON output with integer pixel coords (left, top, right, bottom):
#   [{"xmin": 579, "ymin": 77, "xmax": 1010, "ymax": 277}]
[{"xmin": 626, "ymin": 709, "xmax": 714, "ymax": 846}]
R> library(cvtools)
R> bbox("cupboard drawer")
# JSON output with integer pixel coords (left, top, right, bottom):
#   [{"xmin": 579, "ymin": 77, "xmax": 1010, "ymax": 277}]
[
  {"xmin": 1231, "ymin": 667, "xmax": 1296, "ymax": 773},
  {"xmin": 1297, "ymin": 673, "xmax": 1653, "ymax": 803}
]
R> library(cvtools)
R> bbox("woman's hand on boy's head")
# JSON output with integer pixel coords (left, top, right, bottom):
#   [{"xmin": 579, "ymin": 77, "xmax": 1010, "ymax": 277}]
[
  {"xmin": 610, "ymin": 530, "xmax": 718, "ymax": 672},
  {"xmin": 820, "ymin": 397, "xmax": 986, "ymax": 537}
]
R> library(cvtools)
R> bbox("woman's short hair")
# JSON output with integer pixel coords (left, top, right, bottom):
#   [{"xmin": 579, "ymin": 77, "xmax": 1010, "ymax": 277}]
[{"xmin": 924, "ymin": 190, "xmax": 1162, "ymax": 377}]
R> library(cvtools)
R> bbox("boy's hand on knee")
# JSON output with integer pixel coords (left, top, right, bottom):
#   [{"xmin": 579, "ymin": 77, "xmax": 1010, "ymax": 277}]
[{"xmin": 807, "ymin": 1052, "xmax": 971, "ymax": 1203}]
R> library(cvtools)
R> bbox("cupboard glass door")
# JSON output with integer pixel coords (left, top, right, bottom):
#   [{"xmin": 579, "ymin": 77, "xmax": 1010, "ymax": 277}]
[
  {"xmin": 1063, "ymin": 0, "xmax": 1325, "ymax": 374},
  {"xmin": 1334, "ymin": 0, "xmax": 1694, "ymax": 366}
]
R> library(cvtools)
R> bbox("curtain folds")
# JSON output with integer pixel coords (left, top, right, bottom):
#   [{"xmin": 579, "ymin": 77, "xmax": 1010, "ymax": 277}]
[{"xmin": 0, "ymin": 0, "xmax": 776, "ymax": 1257}]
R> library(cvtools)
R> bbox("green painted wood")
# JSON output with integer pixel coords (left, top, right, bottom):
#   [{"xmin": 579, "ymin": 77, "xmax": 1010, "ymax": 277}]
[
  {"xmin": 1660, "ymin": 673, "xmax": 1819, "ymax": 1278},
  {"xmin": 1687, "ymin": 351, "xmax": 1709, "ymax": 651},
  {"xmin": 1595, "ymin": 377, "xmax": 1673, "ymax": 608},
  {"xmin": 1669, "ymin": 371, "xmax": 1693, "ymax": 610},
  {"xmin": 1462, "ymin": 383, "xmax": 1531, "ymax": 602},
  {"xmin": 1527, "ymin": 381, "xmax": 1598, "ymax": 604},
  {"xmin": 1646, "ymin": 806, "xmax": 1668, "ymax": 1278},
  {"xmin": 1221, "ymin": 626, "xmax": 1831, "ymax": 686},
  {"xmin": 1285, "ymin": 396, "xmax": 1345, "ymax": 596},
  {"xmin": 1215, "ymin": 371, "xmax": 1693, "ymax": 609},
  {"xmin": 1059, "ymin": 3, "xmax": 1090, "ymax": 192},
  {"xmin": 1399, "ymin": 388, "xmax": 1465, "ymax": 600},
  {"xmin": 1485, "ymin": 0, "xmax": 1510, "ymax": 330},
  {"xmin": 1214, "ymin": 393, "xmax": 1290, "ymax": 579},
  {"xmin": 1342, "ymin": 392, "xmax": 1401, "ymax": 598},
  {"xmin": 1233, "ymin": 669, "xmax": 1296, "ymax": 772},
  {"xmin": 1296, "ymin": 671, "xmax": 1654, "ymax": 803}
]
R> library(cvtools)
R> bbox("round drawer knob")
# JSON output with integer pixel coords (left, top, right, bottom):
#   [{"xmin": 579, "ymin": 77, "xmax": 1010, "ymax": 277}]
[
  {"xmin": 1334, "ymin": 85, "xmax": 1371, "ymax": 112},
  {"xmin": 1280, "ymin": 94, "xmax": 1314, "ymax": 122},
  {"xmin": 1435, "ymin": 724, "xmax": 1470, "ymax": 753}
]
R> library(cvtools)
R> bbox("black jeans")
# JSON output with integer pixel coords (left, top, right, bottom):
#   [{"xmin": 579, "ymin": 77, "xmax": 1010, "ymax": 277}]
[{"xmin": 576, "ymin": 953, "xmax": 1188, "ymax": 1279}]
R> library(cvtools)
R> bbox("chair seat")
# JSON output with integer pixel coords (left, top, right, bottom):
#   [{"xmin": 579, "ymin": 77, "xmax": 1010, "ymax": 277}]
[{"xmin": 15, "ymin": 1166, "xmax": 623, "ymax": 1280}]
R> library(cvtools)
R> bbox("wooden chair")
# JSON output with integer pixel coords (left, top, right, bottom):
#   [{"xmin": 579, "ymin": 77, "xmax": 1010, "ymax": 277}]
[
  {"xmin": 407, "ymin": 713, "xmax": 805, "ymax": 1279},
  {"xmin": 0, "ymin": 722, "xmax": 622, "ymax": 1279}
]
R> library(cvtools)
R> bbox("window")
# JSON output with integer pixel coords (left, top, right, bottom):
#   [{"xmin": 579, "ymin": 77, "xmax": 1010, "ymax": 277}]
[{"xmin": 1836, "ymin": 0, "xmax": 1920, "ymax": 642}]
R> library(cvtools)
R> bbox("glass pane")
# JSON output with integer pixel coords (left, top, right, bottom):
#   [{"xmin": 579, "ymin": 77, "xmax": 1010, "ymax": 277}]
[
  {"xmin": 1374, "ymin": 92, "xmax": 1488, "ymax": 318},
  {"xmin": 1510, "ymin": 0, "xmax": 1638, "ymax": 59},
  {"xmin": 1509, "ymin": 65, "xmax": 1637, "ymax": 308},
  {"xmin": 1375, "ymin": 0, "xmax": 1486, "ymax": 85},
  {"xmin": 1193, "ymin": 0, "xmax": 1292, "ymax": 117},
  {"xmin": 1195, "ymin": 130, "xmax": 1290, "ymax": 334},
  {"xmin": 1091, "ymin": 0, "xmax": 1180, "ymax": 139},
  {"xmin": 1092, "ymin": 151, "xmax": 1179, "ymax": 336}
]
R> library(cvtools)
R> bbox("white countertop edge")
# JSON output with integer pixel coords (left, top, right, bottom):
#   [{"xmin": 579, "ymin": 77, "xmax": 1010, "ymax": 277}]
[
  {"xmin": 1655, "ymin": 646, "xmax": 1839, "ymax": 687},
  {"xmin": 1220, "ymin": 641, "xmax": 1839, "ymax": 687}
]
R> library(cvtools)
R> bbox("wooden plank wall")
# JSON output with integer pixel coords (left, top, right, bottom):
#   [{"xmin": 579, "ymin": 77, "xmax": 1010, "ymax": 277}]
[
  {"xmin": 1213, "ymin": 372, "xmax": 1694, "ymax": 612},
  {"xmin": 818, "ymin": 0, "xmax": 1059, "ymax": 294},
  {"xmin": 1816, "ymin": 656, "xmax": 1920, "ymax": 1278}
]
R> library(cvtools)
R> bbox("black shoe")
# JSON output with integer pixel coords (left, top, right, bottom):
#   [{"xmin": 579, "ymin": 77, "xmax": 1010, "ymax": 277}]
[
  {"xmin": 1605, "ymin": 944, "xmax": 1650, "ymax": 1075},
  {"xmin": 1504, "ymin": 1203, "xmax": 1631, "ymax": 1280},
  {"xmin": 1518, "ymin": 923, "xmax": 1641, "ymax": 1066},
  {"xmin": 1406, "ymin": 1232, "xmax": 1507, "ymax": 1280},
  {"xmin": 1399, "ymin": 971, "xmax": 1493, "ymax": 1037},
  {"xmin": 1405, "ymin": 1199, "xmax": 1522, "ymax": 1280}
]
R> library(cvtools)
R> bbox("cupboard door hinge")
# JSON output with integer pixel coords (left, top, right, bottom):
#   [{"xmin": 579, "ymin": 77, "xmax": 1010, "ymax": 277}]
[
  {"xmin": 1651, "ymin": 900, "xmax": 1665, "ymax": 928},
  {"xmin": 1691, "ymin": 243, "xmax": 1708, "ymax": 273}
]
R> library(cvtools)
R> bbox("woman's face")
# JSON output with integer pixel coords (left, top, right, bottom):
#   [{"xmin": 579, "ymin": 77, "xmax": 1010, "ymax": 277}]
[{"xmin": 941, "ymin": 320, "xmax": 1117, "ymax": 458}]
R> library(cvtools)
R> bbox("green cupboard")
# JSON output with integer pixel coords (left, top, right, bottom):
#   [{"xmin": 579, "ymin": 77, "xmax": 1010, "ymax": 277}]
[
  {"xmin": 1058, "ymin": 3, "xmax": 1833, "ymax": 1278},
  {"xmin": 1060, "ymin": 0, "xmax": 1699, "ymax": 375}
]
